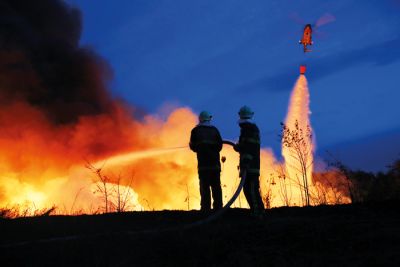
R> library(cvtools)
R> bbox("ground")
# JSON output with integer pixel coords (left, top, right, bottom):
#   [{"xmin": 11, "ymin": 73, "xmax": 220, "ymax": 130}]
[{"xmin": 1, "ymin": 201, "xmax": 400, "ymax": 266}]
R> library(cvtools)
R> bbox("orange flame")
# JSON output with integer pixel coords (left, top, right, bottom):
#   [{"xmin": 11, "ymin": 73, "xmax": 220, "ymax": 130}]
[{"xmin": 0, "ymin": 88, "xmax": 349, "ymax": 214}]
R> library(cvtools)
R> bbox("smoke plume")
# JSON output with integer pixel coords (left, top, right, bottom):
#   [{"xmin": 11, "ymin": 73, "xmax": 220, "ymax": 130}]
[{"xmin": 0, "ymin": 0, "xmax": 113, "ymax": 123}]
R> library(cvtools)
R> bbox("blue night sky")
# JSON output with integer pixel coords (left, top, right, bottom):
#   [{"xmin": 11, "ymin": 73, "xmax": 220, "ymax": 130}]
[{"xmin": 66, "ymin": 0, "xmax": 400, "ymax": 172}]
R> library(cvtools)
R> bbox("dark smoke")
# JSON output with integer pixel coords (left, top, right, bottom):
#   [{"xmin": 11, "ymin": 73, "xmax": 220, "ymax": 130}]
[{"xmin": 0, "ymin": 0, "xmax": 113, "ymax": 123}]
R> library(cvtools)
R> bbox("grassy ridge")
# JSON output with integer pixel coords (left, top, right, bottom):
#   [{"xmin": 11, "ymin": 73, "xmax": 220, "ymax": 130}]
[{"xmin": 1, "ymin": 202, "xmax": 400, "ymax": 266}]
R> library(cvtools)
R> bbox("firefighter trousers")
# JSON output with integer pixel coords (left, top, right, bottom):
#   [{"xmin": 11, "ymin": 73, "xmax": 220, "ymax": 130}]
[
  {"xmin": 199, "ymin": 170, "xmax": 223, "ymax": 211},
  {"xmin": 243, "ymin": 174, "xmax": 264, "ymax": 212}
]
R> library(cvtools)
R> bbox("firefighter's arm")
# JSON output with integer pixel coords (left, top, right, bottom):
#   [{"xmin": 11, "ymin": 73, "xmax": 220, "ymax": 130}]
[
  {"xmin": 189, "ymin": 142, "xmax": 196, "ymax": 152},
  {"xmin": 189, "ymin": 130, "xmax": 197, "ymax": 152}
]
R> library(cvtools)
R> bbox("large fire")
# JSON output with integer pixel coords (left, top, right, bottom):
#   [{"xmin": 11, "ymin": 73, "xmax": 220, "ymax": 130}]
[
  {"xmin": 0, "ymin": 104, "xmax": 264, "ymax": 213},
  {"xmin": 0, "ymin": 102, "xmax": 350, "ymax": 214},
  {"xmin": 0, "ymin": 0, "xmax": 350, "ymax": 215}
]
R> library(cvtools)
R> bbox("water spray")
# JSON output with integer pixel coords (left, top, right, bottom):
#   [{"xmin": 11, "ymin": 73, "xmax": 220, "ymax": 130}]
[
  {"xmin": 95, "ymin": 145, "xmax": 189, "ymax": 167},
  {"xmin": 281, "ymin": 68, "xmax": 315, "ymax": 206}
]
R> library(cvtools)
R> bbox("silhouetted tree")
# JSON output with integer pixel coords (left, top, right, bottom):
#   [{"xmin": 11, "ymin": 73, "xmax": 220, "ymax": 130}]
[
  {"xmin": 86, "ymin": 161, "xmax": 137, "ymax": 213},
  {"xmin": 280, "ymin": 120, "xmax": 313, "ymax": 206}
]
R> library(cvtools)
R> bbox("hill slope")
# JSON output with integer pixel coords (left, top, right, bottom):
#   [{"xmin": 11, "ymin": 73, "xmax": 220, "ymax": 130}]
[{"xmin": 1, "ymin": 202, "xmax": 400, "ymax": 266}]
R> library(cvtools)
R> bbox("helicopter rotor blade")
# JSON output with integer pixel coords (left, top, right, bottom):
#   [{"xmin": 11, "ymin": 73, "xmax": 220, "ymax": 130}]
[
  {"xmin": 315, "ymin": 13, "xmax": 336, "ymax": 27},
  {"xmin": 314, "ymin": 28, "xmax": 328, "ymax": 40}
]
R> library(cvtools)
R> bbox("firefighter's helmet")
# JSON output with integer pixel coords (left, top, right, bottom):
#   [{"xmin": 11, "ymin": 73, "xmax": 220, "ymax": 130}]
[
  {"xmin": 199, "ymin": 111, "xmax": 212, "ymax": 122},
  {"xmin": 238, "ymin": 106, "xmax": 254, "ymax": 119}
]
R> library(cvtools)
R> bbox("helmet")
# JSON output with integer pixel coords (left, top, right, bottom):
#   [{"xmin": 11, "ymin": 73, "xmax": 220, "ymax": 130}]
[
  {"xmin": 238, "ymin": 106, "xmax": 254, "ymax": 119},
  {"xmin": 199, "ymin": 111, "xmax": 212, "ymax": 122}
]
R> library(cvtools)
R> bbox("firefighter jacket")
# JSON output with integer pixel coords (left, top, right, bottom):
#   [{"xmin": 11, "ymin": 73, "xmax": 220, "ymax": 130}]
[
  {"xmin": 234, "ymin": 121, "xmax": 260, "ymax": 175},
  {"xmin": 189, "ymin": 123, "xmax": 223, "ymax": 172}
]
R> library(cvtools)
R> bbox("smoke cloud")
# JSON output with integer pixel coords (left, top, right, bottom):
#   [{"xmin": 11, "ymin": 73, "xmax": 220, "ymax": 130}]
[{"xmin": 0, "ymin": 0, "xmax": 113, "ymax": 123}]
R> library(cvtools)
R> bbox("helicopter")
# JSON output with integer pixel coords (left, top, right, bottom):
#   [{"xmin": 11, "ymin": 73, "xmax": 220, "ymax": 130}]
[
  {"xmin": 299, "ymin": 24, "xmax": 313, "ymax": 53},
  {"xmin": 292, "ymin": 13, "xmax": 335, "ymax": 53}
]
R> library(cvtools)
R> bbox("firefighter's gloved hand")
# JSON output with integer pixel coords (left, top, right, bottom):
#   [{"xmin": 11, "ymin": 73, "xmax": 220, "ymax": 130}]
[{"xmin": 239, "ymin": 168, "xmax": 247, "ymax": 178}]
